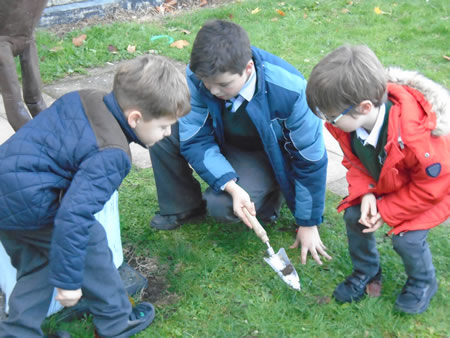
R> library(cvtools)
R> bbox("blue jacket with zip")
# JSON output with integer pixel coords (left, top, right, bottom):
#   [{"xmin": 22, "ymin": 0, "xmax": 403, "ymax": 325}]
[
  {"xmin": 179, "ymin": 47, "xmax": 328, "ymax": 226},
  {"xmin": 0, "ymin": 90, "xmax": 142, "ymax": 290}
]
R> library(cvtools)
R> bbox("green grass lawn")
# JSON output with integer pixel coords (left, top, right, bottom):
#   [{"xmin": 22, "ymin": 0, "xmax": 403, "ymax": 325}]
[
  {"xmin": 46, "ymin": 169, "xmax": 449, "ymax": 337},
  {"xmin": 36, "ymin": 0, "xmax": 450, "ymax": 336},
  {"xmin": 36, "ymin": 0, "xmax": 449, "ymax": 85}
]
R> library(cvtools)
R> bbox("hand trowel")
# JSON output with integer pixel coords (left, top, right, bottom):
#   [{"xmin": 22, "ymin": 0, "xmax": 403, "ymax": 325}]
[{"xmin": 243, "ymin": 208, "xmax": 300, "ymax": 291}]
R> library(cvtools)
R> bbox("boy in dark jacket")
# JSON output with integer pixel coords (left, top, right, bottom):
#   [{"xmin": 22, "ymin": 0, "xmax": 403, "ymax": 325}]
[
  {"xmin": 149, "ymin": 19, "xmax": 331, "ymax": 266},
  {"xmin": 0, "ymin": 55, "xmax": 190, "ymax": 337},
  {"xmin": 306, "ymin": 44, "xmax": 450, "ymax": 313}
]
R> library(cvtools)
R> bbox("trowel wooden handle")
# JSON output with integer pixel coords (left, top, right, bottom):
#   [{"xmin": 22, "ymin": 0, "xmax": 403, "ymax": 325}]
[{"xmin": 243, "ymin": 208, "xmax": 269, "ymax": 243}]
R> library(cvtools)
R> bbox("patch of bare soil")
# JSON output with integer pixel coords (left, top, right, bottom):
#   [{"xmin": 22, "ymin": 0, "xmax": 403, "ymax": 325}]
[
  {"xmin": 46, "ymin": 0, "xmax": 234, "ymax": 37},
  {"xmin": 123, "ymin": 246, "xmax": 181, "ymax": 307}
]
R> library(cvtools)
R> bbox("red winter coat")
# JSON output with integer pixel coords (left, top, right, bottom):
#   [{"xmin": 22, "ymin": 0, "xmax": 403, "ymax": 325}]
[{"xmin": 327, "ymin": 68, "xmax": 450, "ymax": 235}]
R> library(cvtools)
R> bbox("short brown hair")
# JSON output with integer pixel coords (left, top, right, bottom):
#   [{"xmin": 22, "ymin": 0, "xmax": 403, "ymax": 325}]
[
  {"xmin": 113, "ymin": 55, "xmax": 190, "ymax": 121},
  {"xmin": 306, "ymin": 44, "xmax": 387, "ymax": 117},
  {"xmin": 190, "ymin": 19, "xmax": 252, "ymax": 78}
]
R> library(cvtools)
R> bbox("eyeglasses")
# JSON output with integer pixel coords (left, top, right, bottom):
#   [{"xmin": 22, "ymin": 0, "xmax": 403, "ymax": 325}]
[{"xmin": 317, "ymin": 105, "xmax": 354, "ymax": 125}]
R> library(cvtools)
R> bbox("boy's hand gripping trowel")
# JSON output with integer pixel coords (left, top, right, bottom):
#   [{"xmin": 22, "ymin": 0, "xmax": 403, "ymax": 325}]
[{"xmin": 243, "ymin": 208, "xmax": 300, "ymax": 291}]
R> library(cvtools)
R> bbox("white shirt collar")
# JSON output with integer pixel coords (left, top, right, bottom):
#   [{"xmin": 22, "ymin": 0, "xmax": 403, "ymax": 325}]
[
  {"xmin": 229, "ymin": 64, "xmax": 256, "ymax": 112},
  {"xmin": 355, "ymin": 104, "xmax": 386, "ymax": 147}
]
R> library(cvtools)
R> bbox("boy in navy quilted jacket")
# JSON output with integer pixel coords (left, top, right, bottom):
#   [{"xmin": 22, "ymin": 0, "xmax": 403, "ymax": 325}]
[
  {"xmin": 149, "ymin": 20, "xmax": 331, "ymax": 266},
  {"xmin": 0, "ymin": 55, "xmax": 190, "ymax": 337}
]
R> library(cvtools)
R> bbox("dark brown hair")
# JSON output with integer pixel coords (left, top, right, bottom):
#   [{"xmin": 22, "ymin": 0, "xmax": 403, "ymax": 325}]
[{"xmin": 190, "ymin": 19, "xmax": 252, "ymax": 79}]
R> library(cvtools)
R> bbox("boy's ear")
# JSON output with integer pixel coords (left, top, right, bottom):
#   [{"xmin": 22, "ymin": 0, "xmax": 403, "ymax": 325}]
[
  {"xmin": 244, "ymin": 59, "xmax": 254, "ymax": 75},
  {"xmin": 126, "ymin": 110, "xmax": 143, "ymax": 128},
  {"xmin": 357, "ymin": 100, "xmax": 374, "ymax": 115}
]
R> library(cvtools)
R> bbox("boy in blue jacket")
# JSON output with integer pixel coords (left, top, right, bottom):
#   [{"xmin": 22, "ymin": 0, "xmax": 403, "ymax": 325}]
[
  {"xmin": 149, "ymin": 19, "xmax": 331, "ymax": 265},
  {"xmin": 0, "ymin": 55, "xmax": 190, "ymax": 337}
]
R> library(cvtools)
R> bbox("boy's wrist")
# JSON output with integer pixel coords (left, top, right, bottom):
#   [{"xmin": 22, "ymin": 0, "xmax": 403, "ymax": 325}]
[
  {"xmin": 224, "ymin": 179, "xmax": 239, "ymax": 195},
  {"xmin": 221, "ymin": 178, "xmax": 237, "ymax": 191}
]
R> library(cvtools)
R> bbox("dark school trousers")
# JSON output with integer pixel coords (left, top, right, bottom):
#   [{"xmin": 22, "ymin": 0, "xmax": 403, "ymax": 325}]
[
  {"xmin": 0, "ymin": 222, "xmax": 131, "ymax": 338},
  {"xmin": 343, "ymin": 205, "xmax": 435, "ymax": 283},
  {"xmin": 149, "ymin": 122, "xmax": 284, "ymax": 222}
]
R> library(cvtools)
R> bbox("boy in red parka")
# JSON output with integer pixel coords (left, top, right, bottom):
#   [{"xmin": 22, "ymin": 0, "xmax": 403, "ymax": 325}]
[{"xmin": 306, "ymin": 44, "xmax": 449, "ymax": 314}]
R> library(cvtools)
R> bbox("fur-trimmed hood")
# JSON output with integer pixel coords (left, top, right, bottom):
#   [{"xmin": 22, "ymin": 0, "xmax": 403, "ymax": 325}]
[{"xmin": 386, "ymin": 67, "xmax": 450, "ymax": 136}]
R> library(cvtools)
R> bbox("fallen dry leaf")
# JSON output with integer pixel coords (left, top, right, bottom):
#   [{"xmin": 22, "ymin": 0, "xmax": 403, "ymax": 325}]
[
  {"xmin": 251, "ymin": 7, "xmax": 261, "ymax": 14},
  {"xmin": 199, "ymin": 0, "xmax": 208, "ymax": 7},
  {"xmin": 271, "ymin": 17, "xmax": 279, "ymax": 22},
  {"xmin": 165, "ymin": 0, "xmax": 177, "ymax": 5},
  {"xmin": 443, "ymin": 55, "xmax": 450, "ymax": 61},
  {"xmin": 49, "ymin": 46, "xmax": 63, "ymax": 52},
  {"xmin": 72, "ymin": 34, "xmax": 87, "ymax": 47},
  {"xmin": 374, "ymin": 6, "xmax": 390, "ymax": 15},
  {"xmin": 366, "ymin": 280, "xmax": 382, "ymax": 297},
  {"xmin": 342, "ymin": 8, "xmax": 350, "ymax": 13},
  {"xmin": 316, "ymin": 296, "xmax": 331, "ymax": 305},
  {"xmin": 303, "ymin": 13, "xmax": 308, "ymax": 19},
  {"xmin": 162, "ymin": 3, "xmax": 175, "ymax": 12},
  {"xmin": 170, "ymin": 40, "xmax": 189, "ymax": 49},
  {"xmin": 107, "ymin": 45, "xmax": 118, "ymax": 53},
  {"xmin": 276, "ymin": 9, "xmax": 286, "ymax": 16},
  {"xmin": 127, "ymin": 45, "xmax": 136, "ymax": 53},
  {"xmin": 156, "ymin": 5, "xmax": 165, "ymax": 14}
]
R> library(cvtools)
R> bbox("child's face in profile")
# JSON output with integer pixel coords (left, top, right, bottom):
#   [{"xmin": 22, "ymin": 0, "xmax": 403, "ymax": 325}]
[
  {"xmin": 319, "ymin": 101, "xmax": 379, "ymax": 133},
  {"xmin": 319, "ymin": 107, "xmax": 362, "ymax": 133},
  {"xmin": 133, "ymin": 116, "xmax": 177, "ymax": 147},
  {"xmin": 201, "ymin": 61, "xmax": 253, "ymax": 101}
]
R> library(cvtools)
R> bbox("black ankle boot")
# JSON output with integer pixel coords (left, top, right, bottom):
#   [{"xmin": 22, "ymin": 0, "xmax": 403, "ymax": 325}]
[
  {"xmin": 394, "ymin": 277, "xmax": 438, "ymax": 314},
  {"xmin": 150, "ymin": 201, "xmax": 206, "ymax": 230},
  {"xmin": 392, "ymin": 230, "xmax": 437, "ymax": 314},
  {"xmin": 333, "ymin": 267, "xmax": 382, "ymax": 303}
]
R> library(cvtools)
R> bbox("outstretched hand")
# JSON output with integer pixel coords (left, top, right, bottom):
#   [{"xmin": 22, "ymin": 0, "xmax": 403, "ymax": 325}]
[{"xmin": 290, "ymin": 225, "xmax": 332, "ymax": 265}]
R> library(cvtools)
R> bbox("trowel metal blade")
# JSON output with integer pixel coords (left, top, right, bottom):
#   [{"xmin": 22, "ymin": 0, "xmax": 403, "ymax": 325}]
[{"xmin": 264, "ymin": 247, "xmax": 300, "ymax": 291}]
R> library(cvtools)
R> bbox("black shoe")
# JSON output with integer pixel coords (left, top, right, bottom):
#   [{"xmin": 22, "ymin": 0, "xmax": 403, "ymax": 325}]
[
  {"xmin": 150, "ymin": 201, "xmax": 206, "ymax": 230},
  {"xmin": 394, "ymin": 277, "xmax": 438, "ymax": 314},
  {"xmin": 56, "ymin": 263, "xmax": 147, "ymax": 323},
  {"xmin": 333, "ymin": 267, "xmax": 382, "ymax": 303},
  {"xmin": 260, "ymin": 214, "xmax": 278, "ymax": 226},
  {"xmin": 105, "ymin": 302, "xmax": 155, "ymax": 338},
  {"xmin": 118, "ymin": 262, "xmax": 148, "ymax": 296}
]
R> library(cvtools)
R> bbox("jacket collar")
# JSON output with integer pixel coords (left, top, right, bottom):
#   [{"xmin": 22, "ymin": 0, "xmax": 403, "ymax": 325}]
[
  {"xmin": 103, "ymin": 92, "xmax": 146, "ymax": 148},
  {"xmin": 251, "ymin": 46, "xmax": 266, "ymax": 99},
  {"xmin": 386, "ymin": 67, "xmax": 449, "ymax": 136}
]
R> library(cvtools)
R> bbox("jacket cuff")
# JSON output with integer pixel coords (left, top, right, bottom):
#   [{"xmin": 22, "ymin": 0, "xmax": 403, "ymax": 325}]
[
  {"xmin": 295, "ymin": 216, "xmax": 323, "ymax": 227},
  {"xmin": 49, "ymin": 277, "xmax": 81, "ymax": 291},
  {"xmin": 212, "ymin": 172, "xmax": 238, "ymax": 192}
]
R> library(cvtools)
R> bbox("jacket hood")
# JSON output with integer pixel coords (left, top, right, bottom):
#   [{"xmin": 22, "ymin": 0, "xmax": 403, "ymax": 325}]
[{"xmin": 386, "ymin": 67, "xmax": 450, "ymax": 136}]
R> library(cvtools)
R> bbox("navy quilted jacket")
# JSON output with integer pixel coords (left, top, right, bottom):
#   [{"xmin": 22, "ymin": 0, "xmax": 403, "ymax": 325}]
[{"xmin": 0, "ymin": 90, "xmax": 141, "ymax": 290}]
